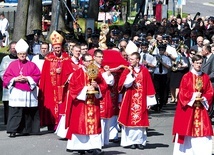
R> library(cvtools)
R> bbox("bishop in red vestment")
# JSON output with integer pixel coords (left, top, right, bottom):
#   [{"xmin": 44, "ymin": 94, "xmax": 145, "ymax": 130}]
[
  {"xmin": 118, "ymin": 52, "xmax": 156, "ymax": 149},
  {"xmin": 172, "ymin": 55, "xmax": 214, "ymax": 155},
  {"xmin": 39, "ymin": 31, "xmax": 73, "ymax": 130}
]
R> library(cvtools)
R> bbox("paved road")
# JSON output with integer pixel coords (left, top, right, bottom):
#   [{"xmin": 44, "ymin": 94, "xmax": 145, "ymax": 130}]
[
  {"xmin": 1, "ymin": 103, "xmax": 213, "ymax": 155},
  {"xmin": 168, "ymin": 0, "xmax": 213, "ymax": 17},
  {"xmin": 0, "ymin": 104, "xmax": 173, "ymax": 155}
]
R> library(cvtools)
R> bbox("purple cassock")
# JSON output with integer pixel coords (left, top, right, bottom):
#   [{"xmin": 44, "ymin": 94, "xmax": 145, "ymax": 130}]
[{"xmin": 3, "ymin": 59, "xmax": 40, "ymax": 91}]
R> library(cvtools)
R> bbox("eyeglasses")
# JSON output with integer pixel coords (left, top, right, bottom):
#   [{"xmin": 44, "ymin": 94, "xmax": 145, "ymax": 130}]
[
  {"xmin": 95, "ymin": 56, "xmax": 103, "ymax": 58},
  {"xmin": 190, "ymin": 53, "xmax": 195, "ymax": 55},
  {"xmin": 81, "ymin": 48, "xmax": 88, "ymax": 50},
  {"xmin": 84, "ymin": 59, "xmax": 93, "ymax": 62}
]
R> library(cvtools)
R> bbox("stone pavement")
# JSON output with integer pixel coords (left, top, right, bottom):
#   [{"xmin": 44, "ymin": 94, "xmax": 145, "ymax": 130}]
[{"xmin": 0, "ymin": 103, "xmax": 213, "ymax": 155}]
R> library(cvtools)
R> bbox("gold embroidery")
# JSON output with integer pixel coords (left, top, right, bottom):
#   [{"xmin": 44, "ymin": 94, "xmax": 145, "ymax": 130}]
[
  {"xmin": 88, "ymin": 125, "xmax": 95, "ymax": 134},
  {"xmin": 85, "ymin": 96, "xmax": 96, "ymax": 134},
  {"xmin": 130, "ymin": 71, "xmax": 143, "ymax": 125},
  {"xmin": 192, "ymin": 75, "xmax": 203, "ymax": 137}
]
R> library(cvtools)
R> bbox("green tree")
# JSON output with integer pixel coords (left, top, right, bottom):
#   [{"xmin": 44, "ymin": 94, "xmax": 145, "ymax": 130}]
[
  {"xmin": 47, "ymin": 0, "xmax": 67, "ymax": 39},
  {"xmin": 13, "ymin": 0, "xmax": 30, "ymax": 41},
  {"xmin": 27, "ymin": 0, "xmax": 42, "ymax": 35},
  {"xmin": 88, "ymin": 0, "xmax": 99, "ymax": 20},
  {"xmin": 13, "ymin": 0, "xmax": 100, "ymax": 41},
  {"xmin": 13, "ymin": 0, "xmax": 42, "ymax": 41}
]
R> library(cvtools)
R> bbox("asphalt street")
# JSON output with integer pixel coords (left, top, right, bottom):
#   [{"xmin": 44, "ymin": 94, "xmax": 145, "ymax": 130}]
[{"xmin": 0, "ymin": 103, "xmax": 213, "ymax": 155}]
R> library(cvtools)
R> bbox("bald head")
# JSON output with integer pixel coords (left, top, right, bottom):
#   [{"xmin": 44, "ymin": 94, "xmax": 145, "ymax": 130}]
[{"xmin": 197, "ymin": 36, "xmax": 204, "ymax": 47}]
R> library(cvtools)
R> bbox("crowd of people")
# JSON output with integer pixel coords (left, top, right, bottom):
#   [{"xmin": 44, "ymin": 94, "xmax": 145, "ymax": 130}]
[{"xmin": 0, "ymin": 12, "xmax": 214, "ymax": 155}]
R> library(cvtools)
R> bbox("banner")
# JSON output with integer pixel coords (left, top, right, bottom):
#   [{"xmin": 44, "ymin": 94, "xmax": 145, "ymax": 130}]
[
  {"xmin": 178, "ymin": 0, "xmax": 186, "ymax": 5},
  {"xmin": 155, "ymin": 4, "xmax": 162, "ymax": 22}
]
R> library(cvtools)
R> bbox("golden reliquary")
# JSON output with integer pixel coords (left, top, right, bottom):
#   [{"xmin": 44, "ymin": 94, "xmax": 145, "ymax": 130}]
[
  {"xmin": 86, "ymin": 62, "xmax": 99, "ymax": 94},
  {"xmin": 195, "ymin": 77, "xmax": 203, "ymax": 101}
]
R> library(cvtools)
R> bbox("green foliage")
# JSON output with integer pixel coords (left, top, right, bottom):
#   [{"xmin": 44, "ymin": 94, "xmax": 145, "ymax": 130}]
[
  {"xmin": 130, "ymin": 11, "xmax": 137, "ymax": 17},
  {"xmin": 0, "ymin": 46, "xmax": 9, "ymax": 54},
  {"xmin": 168, "ymin": 10, "xmax": 188, "ymax": 18}
]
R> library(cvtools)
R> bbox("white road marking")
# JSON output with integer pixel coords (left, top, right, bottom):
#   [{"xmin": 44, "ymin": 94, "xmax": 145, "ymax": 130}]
[{"xmin": 203, "ymin": 2, "xmax": 214, "ymax": 7}]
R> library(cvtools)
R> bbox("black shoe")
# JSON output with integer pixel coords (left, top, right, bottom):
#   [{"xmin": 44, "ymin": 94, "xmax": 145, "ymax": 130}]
[
  {"xmin": 130, "ymin": 144, "xmax": 136, "ymax": 149},
  {"xmin": 9, "ymin": 133, "xmax": 16, "ymax": 138},
  {"xmin": 93, "ymin": 149, "xmax": 104, "ymax": 155},
  {"xmin": 22, "ymin": 133, "xmax": 30, "ymax": 136},
  {"xmin": 78, "ymin": 150, "xmax": 85, "ymax": 155},
  {"xmin": 109, "ymin": 139, "xmax": 120, "ymax": 143},
  {"xmin": 87, "ymin": 150, "xmax": 93, "ymax": 153},
  {"xmin": 123, "ymin": 144, "xmax": 136, "ymax": 149},
  {"xmin": 66, "ymin": 149, "xmax": 73, "ymax": 152},
  {"xmin": 136, "ymin": 144, "xmax": 144, "ymax": 150}
]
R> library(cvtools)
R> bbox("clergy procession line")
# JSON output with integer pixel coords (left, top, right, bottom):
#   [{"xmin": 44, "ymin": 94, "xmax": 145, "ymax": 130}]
[{"xmin": 0, "ymin": 13, "xmax": 214, "ymax": 155}]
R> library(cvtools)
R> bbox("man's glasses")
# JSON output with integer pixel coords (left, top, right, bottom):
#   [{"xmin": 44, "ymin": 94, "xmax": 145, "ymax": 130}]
[
  {"xmin": 95, "ymin": 56, "xmax": 103, "ymax": 58},
  {"xmin": 84, "ymin": 59, "xmax": 93, "ymax": 62}
]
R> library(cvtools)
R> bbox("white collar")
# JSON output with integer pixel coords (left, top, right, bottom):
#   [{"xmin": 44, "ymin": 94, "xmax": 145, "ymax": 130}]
[
  {"xmin": 133, "ymin": 66, "xmax": 140, "ymax": 73},
  {"xmin": 71, "ymin": 56, "xmax": 79, "ymax": 64},
  {"xmin": 191, "ymin": 68, "xmax": 202, "ymax": 76},
  {"xmin": 94, "ymin": 61, "xmax": 101, "ymax": 68}
]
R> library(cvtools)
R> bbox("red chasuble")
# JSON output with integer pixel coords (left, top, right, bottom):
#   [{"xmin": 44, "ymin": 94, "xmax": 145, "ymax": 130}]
[
  {"xmin": 39, "ymin": 51, "xmax": 73, "ymax": 127},
  {"xmin": 99, "ymin": 67, "xmax": 114, "ymax": 119},
  {"xmin": 102, "ymin": 49, "xmax": 129, "ymax": 116},
  {"xmin": 173, "ymin": 72, "xmax": 213, "ymax": 143},
  {"xmin": 66, "ymin": 68, "xmax": 107, "ymax": 139},
  {"xmin": 117, "ymin": 66, "xmax": 155, "ymax": 127},
  {"xmin": 110, "ymin": 70, "xmax": 123, "ymax": 115}
]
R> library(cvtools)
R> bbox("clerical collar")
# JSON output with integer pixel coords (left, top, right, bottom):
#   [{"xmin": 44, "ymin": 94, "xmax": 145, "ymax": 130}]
[
  {"xmin": 72, "ymin": 56, "xmax": 79, "ymax": 64},
  {"xmin": 94, "ymin": 61, "xmax": 101, "ymax": 68},
  {"xmin": 191, "ymin": 68, "xmax": 202, "ymax": 76},
  {"xmin": 9, "ymin": 54, "xmax": 18, "ymax": 59},
  {"xmin": 133, "ymin": 66, "xmax": 140, "ymax": 73}
]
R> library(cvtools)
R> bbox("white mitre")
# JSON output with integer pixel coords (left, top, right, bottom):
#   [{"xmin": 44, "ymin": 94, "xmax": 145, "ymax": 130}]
[
  {"xmin": 15, "ymin": 38, "xmax": 29, "ymax": 53},
  {"xmin": 125, "ymin": 40, "xmax": 138, "ymax": 55}
]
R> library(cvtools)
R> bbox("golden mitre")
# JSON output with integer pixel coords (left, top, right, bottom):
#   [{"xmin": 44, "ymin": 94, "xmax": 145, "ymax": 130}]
[{"xmin": 49, "ymin": 30, "xmax": 64, "ymax": 45}]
